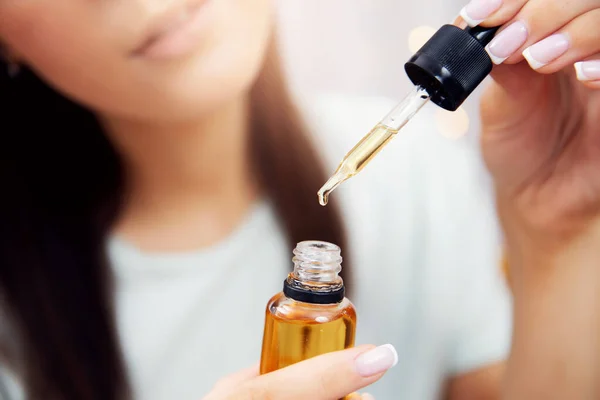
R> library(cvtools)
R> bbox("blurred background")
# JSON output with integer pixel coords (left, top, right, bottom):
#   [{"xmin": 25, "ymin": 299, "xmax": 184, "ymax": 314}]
[{"xmin": 275, "ymin": 0, "xmax": 485, "ymax": 145}]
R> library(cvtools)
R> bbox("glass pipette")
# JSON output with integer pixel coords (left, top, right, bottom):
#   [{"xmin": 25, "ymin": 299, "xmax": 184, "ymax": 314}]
[
  {"xmin": 317, "ymin": 86, "xmax": 430, "ymax": 206},
  {"xmin": 317, "ymin": 24, "xmax": 500, "ymax": 206}
]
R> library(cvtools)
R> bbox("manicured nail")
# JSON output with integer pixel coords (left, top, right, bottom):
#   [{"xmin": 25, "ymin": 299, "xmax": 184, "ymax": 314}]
[
  {"xmin": 574, "ymin": 60, "xmax": 600, "ymax": 81},
  {"xmin": 355, "ymin": 344, "xmax": 398, "ymax": 377},
  {"xmin": 522, "ymin": 34, "xmax": 570, "ymax": 70},
  {"xmin": 485, "ymin": 21, "xmax": 528, "ymax": 64},
  {"xmin": 362, "ymin": 394, "xmax": 376, "ymax": 400},
  {"xmin": 459, "ymin": 0, "xmax": 503, "ymax": 27}
]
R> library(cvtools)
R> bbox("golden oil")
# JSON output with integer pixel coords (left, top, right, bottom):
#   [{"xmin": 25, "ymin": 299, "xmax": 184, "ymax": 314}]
[
  {"xmin": 318, "ymin": 124, "xmax": 398, "ymax": 206},
  {"xmin": 260, "ymin": 292, "xmax": 356, "ymax": 373},
  {"xmin": 333, "ymin": 123, "xmax": 399, "ymax": 176},
  {"xmin": 318, "ymin": 85, "xmax": 430, "ymax": 206},
  {"xmin": 259, "ymin": 241, "xmax": 357, "ymax": 397}
]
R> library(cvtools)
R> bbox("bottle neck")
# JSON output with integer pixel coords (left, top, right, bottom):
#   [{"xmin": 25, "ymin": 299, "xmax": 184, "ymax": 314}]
[{"xmin": 283, "ymin": 241, "xmax": 345, "ymax": 304}]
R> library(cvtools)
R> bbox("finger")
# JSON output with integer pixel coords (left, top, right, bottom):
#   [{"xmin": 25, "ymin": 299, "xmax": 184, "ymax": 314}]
[
  {"xmin": 575, "ymin": 58, "xmax": 600, "ymax": 90},
  {"xmin": 521, "ymin": 9, "xmax": 600, "ymax": 73},
  {"xmin": 241, "ymin": 344, "xmax": 398, "ymax": 400},
  {"xmin": 451, "ymin": 14, "xmax": 469, "ymax": 29},
  {"xmin": 582, "ymin": 80, "xmax": 600, "ymax": 90},
  {"xmin": 346, "ymin": 393, "xmax": 375, "ymax": 400},
  {"xmin": 212, "ymin": 363, "xmax": 259, "ymax": 390},
  {"xmin": 493, "ymin": 0, "xmax": 599, "ymax": 65},
  {"xmin": 459, "ymin": 0, "xmax": 527, "ymax": 28}
]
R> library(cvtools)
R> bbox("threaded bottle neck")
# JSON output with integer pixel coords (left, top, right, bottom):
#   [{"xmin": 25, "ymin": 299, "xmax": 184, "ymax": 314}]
[
  {"xmin": 284, "ymin": 241, "xmax": 345, "ymax": 304},
  {"xmin": 292, "ymin": 241, "xmax": 343, "ymax": 285}
]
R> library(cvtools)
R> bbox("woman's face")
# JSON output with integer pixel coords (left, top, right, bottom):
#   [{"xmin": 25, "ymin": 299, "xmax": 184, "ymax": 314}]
[{"xmin": 0, "ymin": 0, "xmax": 274, "ymax": 122}]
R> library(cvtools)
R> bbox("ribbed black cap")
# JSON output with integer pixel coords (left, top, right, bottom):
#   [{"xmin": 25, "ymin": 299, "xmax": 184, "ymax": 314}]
[{"xmin": 404, "ymin": 25, "xmax": 499, "ymax": 111}]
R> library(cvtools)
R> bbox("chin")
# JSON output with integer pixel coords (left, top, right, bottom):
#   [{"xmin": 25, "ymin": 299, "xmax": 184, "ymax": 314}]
[{"xmin": 140, "ymin": 81, "xmax": 252, "ymax": 123}]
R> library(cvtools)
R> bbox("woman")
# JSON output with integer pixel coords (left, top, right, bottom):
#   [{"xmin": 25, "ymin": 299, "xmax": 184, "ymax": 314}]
[
  {"xmin": 0, "ymin": 1, "xmax": 510, "ymax": 398},
  {"xmin": 0, "ymin": 1, "xmax": 597, "ymax": 400}
]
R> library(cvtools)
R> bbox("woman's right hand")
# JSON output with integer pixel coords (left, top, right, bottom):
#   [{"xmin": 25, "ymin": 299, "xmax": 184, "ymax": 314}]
[
  {"xmin": 457, "ymin": 2, "xmax": 600, "ymax": 397},
  {"xmin": 202, "ymin": 344, "xmax": 397, "ymax": 400},
  {"xmin": 467, "ymin": 0, "xmax": 600, "ymax": 257}
]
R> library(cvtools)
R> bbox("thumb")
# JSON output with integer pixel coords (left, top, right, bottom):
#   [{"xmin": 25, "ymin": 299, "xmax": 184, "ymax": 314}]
[
  {"xmin": 241, "ymin": 344, "xmax": 398, "ymax": 400},
  {"xmin": 479, "ymin": 62, "xmax": 563, "ymax": 190},
  {"xmin": 480, "ymin": 62, "xmax": 547, "ymax": 132},
  {"xmin": 212, "ymin": 363, "xmax": 260, "ymax": 391}
]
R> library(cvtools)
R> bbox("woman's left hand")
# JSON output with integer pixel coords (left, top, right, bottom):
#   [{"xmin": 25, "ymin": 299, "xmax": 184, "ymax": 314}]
[{"xmin": 204, "ymin": 361, "xmax": 376, "ymax": 400}]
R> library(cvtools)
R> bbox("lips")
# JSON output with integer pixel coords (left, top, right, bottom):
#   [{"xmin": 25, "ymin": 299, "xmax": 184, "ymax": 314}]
[{"xmin": 132, "ymin": 0, "xmax": 208, "ymax": 56}]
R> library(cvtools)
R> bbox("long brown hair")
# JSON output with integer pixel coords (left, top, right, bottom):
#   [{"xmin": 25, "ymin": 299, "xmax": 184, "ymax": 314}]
[
  {"xmin": 0, "ymin": 30, "xmax": 349, "ymax": 399},
  {"xmin": 250, "ymin": 37, "xmax": 351, "ymax": 282}
]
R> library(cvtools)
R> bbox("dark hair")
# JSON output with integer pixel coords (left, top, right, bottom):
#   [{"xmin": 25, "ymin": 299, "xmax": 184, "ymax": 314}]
[{"xmin": 0, "ymin": 36, "xmax": 349, "ymax": 398}]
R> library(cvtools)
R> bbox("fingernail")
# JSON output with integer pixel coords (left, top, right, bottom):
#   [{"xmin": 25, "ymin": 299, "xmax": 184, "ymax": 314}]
[
  {"xmin": 459, "ymin": 0, "xmax": 503, "ymax": 27},
  {"xmin": 355, "ymin": 344, "xmax": 398, "ymax": 377},
  {"xmin": 574, "ymin": 60, "xmax": 600, "ymax": 81},
  {"xmin": 485, "ymin": 21, "xmax": 528, "ymax": 64},
  {"xmin": 522, "ymin": 34, "xmax": 570, "ymax": 70},
  {"xmin": 362, "ymin": 394, "xmax": 376, "ymax": 400}
]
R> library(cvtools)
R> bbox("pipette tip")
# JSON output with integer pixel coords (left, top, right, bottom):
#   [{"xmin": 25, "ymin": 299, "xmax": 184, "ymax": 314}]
[
  {"xmin": 317, "ymin": 172, "xmax": 347, "ymax": 206},
  {"xmin": 317, "ymin": 190, "xmax": 329, "ymax": 206}
]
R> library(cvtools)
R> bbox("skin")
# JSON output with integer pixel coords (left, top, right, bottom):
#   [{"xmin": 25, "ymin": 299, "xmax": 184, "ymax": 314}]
[
  {"xmin": 0, "ymin": 0, "xmax": 417, "ymax": 398},
  {"xmin": 2, "ymin": 0, "xmax": 599, "ymax": 398},
  {"xmin": 202, "ymin": 346, "xmax": 385, "ymax": 400},
  {"xmin": 464, "ymin": 0, "xmax": 600, "ymax": 398},
  {"xmin": 0, "ymin": 0, "xmax": 272, "ymax": 252}
]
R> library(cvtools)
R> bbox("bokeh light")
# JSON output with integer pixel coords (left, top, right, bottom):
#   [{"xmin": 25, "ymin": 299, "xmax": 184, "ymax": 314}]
[
  {"xmin": 435, "ymin": 107, "xmax": 470, "ymax": 139},
  {"xmin": 408, "ymin": 26, "xmax": 436, "ymax": 53}
]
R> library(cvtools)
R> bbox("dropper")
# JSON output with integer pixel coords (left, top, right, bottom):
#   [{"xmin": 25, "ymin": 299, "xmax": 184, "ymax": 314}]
[{"xmin": 318, "ymin": 25, "xmax": 499, "ymax": 206}]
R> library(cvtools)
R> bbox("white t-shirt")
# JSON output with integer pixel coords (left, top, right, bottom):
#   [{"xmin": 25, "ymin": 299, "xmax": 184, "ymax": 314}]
[{"xmin": 0, "ymin": 94, "xmax": 512, "ymax": 400}]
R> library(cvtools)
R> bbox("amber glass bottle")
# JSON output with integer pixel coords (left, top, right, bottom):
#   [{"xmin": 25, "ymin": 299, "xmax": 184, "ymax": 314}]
[{"xmin": 259, "ymin": 241, "xmax": 357, "ymax": 374}]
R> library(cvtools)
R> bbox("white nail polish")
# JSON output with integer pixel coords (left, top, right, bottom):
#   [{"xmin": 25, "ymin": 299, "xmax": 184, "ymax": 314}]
[
  {"xmin": 485, "ymin": 44, "xmax": 508, "ymax": 65},
  {"xmin": 574, "ymin": 62, "xmax": 589, "ymax": 81},
  {"xmin": 382, "ymin": 344, "xmax": 399, "ymax": 367},
  {"xmin": 459, "ymin": 7, "xmax": 484, "ymax": 27},
  {"xmin": 522, "ymin": 47, "xmax": 546, "ymax": 70}
]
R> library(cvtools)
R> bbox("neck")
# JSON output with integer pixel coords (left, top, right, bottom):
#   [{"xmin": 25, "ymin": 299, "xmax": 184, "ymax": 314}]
[{"xmin": 102, "ymin": 96, "xmax": 258, "ymax": 251}]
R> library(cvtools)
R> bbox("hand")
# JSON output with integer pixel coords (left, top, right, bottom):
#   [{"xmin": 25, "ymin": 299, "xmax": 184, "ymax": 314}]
[
  {"xmin": 456, "ymin": 3, "xmax": 600, "ymax": 396},
  {"xmin": 458, "ymin": 0, "xmax": 600, "ymax": 257},
  {"xmin": 202, "ymin": 344, "xmax": 397, "ymax": 400}
]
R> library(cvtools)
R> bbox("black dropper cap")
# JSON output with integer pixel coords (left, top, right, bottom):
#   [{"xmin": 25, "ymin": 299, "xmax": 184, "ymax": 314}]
[{"xmin": 404, "ymin": 25, "xmax": 499, "ymax": 111}]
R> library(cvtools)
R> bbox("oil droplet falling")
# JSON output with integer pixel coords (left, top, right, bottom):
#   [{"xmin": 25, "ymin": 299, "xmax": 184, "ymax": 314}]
[
  {"xmin": 317, "ymin": 171, "xmax": 347, "ymax": 206},
  {"xmin": 317, "ymin": 189, "xmax": 329, "ymax": 206}
]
